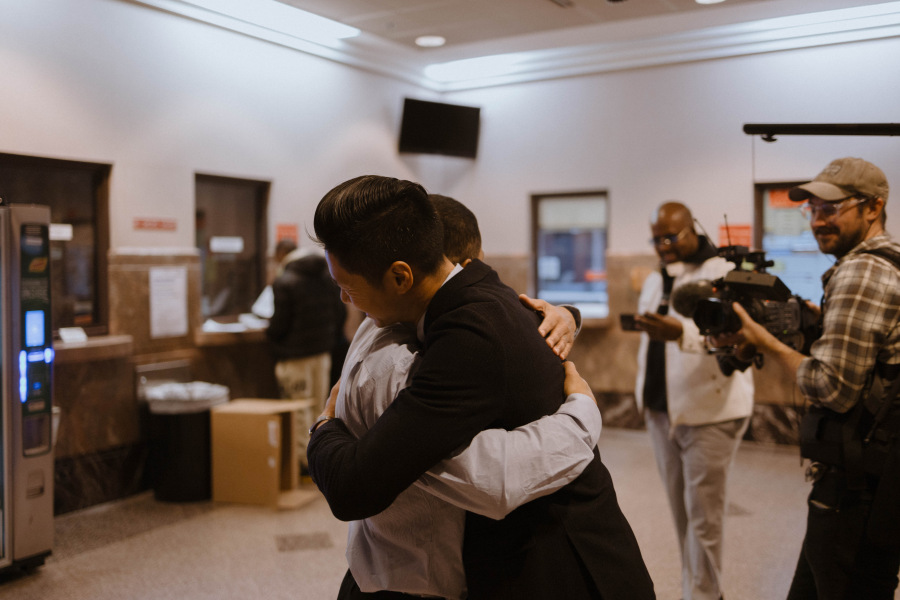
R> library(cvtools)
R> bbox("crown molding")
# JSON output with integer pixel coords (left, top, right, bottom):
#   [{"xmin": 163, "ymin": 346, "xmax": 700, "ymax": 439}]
[{"xmin": 132, "ymin": 0, "xmax": 900, "ymax": 92}]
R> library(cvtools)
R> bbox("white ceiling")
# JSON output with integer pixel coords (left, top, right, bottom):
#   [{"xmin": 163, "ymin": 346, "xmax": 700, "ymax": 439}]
[
  {"xmin": 140, "ymin": 0, "xmax": 900, "ymax": 90},
  {"xmin": 274, "ymin": 0, "xmax": 774, "ymax": 49}
]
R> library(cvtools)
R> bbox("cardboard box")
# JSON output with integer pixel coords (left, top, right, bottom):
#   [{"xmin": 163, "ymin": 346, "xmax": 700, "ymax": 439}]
[{"xmin": 211, "ymin": 399, "xmax": 314, "ymax": 507}]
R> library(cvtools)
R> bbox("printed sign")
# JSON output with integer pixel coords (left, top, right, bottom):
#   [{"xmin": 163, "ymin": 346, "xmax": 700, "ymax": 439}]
[
  {"xmin": 150, "ymin": 266, "xmax": 188, "ymax": 339},
  {"xmin": 134, "ymin": 218, "xmax": 177, "ymax": 231},
  {"xmin": 768, "ymin": 188, "xmax": 795, "ymax": 209},
  {"xmin": 718, "ymin": 223, "xmax": 752, "ymax": 248},
  {"xmin": 209, "ymin": 236, "xmax": 245, "ymax": 254},
  {"xmin": 276, "ymin": 223, "xmax": 299, "ymax": 244}
]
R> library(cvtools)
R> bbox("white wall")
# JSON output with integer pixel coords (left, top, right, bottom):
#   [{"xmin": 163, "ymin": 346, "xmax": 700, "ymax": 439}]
[
  {"xmin": 443, "ymin": 39, "xmax": 900, "ymax": 257},
  {"xmin": 2, "ymin": 0, "xmax": 899, "ymax": 258},
  {"xmin": 0, "ymin": 0, "xmax": 428, "ymax": 250}
]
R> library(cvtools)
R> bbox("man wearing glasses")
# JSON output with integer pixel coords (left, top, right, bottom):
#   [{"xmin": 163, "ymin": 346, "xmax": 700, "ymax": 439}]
[
  {"xmin": 718, "ymin": 157, "xmax": 900, "ymax": 598},
  {"xmin": 634, "ymin": 201, "xmax": 754, "ymax": 600}
]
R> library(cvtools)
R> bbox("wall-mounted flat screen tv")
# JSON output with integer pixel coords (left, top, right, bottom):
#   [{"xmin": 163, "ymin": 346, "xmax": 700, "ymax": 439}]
[{"xmin": 398, "ymin": 98, "xmax": 480, "ymax": 159}]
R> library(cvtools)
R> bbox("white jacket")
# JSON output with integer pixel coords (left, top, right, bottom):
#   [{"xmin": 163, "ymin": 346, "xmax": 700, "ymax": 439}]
[{"xmin": 634, "ymin": 257, "xmax": 754, "ymax": 427}]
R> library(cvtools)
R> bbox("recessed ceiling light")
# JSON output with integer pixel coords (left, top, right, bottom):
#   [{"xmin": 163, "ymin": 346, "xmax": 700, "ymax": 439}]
[
  {"xmin": 416, "ymin": 35, "xmax": 446, "ymax": 48},
  {"xmin": 695, "ymin": 0, "xmax": 727, "ymax": 4}
]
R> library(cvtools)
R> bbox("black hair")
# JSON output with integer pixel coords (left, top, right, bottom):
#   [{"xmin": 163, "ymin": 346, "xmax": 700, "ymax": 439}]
[
  {"xmin": 313, "ymin": 175, "xmax": 444, "ymax": 286},
  {"xmin": 429, "ymin": 194, "xmax": 482, "ymax": 264}
]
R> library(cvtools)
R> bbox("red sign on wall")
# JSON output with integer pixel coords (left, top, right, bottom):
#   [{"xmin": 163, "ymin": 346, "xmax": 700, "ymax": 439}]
[
  {"xmin": 134, "ymin": 218, "xmax": 177, "ymax": 231},
  {"xmin": 768, "ymin": 188, "xmax": 795, "ymax": 209},
  {"xmin": 718, "ymin": 223, "xmax": 752, "ymax": 247},
  {"xmin": 275, "ymin": 223, "xmax": 299, "ymax": 244}
]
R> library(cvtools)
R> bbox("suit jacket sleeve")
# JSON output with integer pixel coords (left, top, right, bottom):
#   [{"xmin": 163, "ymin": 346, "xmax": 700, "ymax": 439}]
[{"xmin": 308, "ymin": 301, "xmax": 508, "ymax": 521}]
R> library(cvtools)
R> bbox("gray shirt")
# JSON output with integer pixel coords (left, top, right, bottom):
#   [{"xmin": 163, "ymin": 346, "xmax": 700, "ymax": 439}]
[{"xmin": 336, "ymin": 317, "xmax": 602, "ymax": 599}]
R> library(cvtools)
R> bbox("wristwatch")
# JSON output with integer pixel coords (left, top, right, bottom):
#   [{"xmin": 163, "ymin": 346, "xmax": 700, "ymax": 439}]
[{"xmin": 309, "ymin": 415, "xmax": 334, "ymax": 435}]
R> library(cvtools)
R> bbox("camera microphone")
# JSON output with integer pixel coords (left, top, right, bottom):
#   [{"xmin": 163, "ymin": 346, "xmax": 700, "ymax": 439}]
[{"xmin": 670, "ymin": 279, "xmax": 715, "ymax": 318}]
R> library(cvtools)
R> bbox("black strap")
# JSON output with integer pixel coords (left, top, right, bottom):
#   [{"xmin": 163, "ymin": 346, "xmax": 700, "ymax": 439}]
[
  {"xmin": 866, "ymin": 375, "xmax": 900, "ymax": 442},
  {"xmin": 802, "ymin": 245, "xmax": 900, "ymax": 480},
  {"xmin": 659, "ymin": 266, "xmax": 674, "ymax": 314},
  {"xmin": 846, "ymin": 246, "xmax": 900, "ymax": 485},
  {"xmin": 643, "ymin": 266, "xmax": 675, "ymax": 412},
  {"xmin": 863, "ymin": 246, "xmax": 900, "ymax": 271}
]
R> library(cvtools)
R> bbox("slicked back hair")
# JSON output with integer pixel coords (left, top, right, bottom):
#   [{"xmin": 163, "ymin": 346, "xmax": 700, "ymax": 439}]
[
  {"xmin": 313, "ymin": 175, "xmax": 445, "ymax": 286},
  {"xmin": 430, "ymin": 194, "xmax": 482, "ymax": 264}
]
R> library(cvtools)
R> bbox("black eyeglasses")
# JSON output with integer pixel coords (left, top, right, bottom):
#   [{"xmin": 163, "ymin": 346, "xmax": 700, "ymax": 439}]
[{"xmin": 650, "ymin": 226, "xmax": 690, "ymax": 248}]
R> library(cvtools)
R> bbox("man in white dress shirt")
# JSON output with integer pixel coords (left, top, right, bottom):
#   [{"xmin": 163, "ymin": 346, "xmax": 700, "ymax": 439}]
[{"xmin": 326, "ymin": 195, "xmax": 601, "ymax": 599}]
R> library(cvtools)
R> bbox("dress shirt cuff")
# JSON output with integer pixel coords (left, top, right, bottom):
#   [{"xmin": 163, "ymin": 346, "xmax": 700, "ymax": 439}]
[{"xmin": 559, "ymin": 393, "xmax": 602, "ymax": 446}]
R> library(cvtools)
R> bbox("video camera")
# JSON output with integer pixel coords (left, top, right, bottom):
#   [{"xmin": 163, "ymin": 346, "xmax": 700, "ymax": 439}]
[{"xmin": 670, "ymin": 245, "xmax": 820, "ymax": 356}]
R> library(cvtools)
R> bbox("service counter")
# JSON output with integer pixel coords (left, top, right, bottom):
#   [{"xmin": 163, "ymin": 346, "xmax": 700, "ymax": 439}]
[
  {"xmin": 52, "ymin": 327, "xmax": 280, "ymax": 514},
  {"xmin": 53, "ymin": 335, "xmax": 143, "ymax": 514},
  {"xmin": 191, "ymin": 327, "xmax": 280, "ymax": 400}
]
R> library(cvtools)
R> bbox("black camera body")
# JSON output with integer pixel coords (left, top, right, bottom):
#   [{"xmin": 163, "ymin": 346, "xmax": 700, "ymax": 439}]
[{"xmin": 691, "ymin": 246, "xmax": 819, "ymax": 354}]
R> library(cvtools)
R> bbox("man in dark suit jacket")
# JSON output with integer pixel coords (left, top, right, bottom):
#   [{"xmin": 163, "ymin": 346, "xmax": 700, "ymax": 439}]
[{"xmin": 308, "ymin": 175, "xmax": 655, "ymax": 599}]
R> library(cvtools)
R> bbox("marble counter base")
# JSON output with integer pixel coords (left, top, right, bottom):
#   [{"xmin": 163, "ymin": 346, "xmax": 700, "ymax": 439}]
[{"xmin": 55, "ymin": 443, "xmax": 150, "ymax": 515}]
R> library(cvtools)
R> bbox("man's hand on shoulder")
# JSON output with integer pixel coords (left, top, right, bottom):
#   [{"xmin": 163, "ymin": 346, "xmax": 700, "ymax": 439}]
[{"xmin": 519, "ymin": 294, "xmax": 577, "ymax": 359}]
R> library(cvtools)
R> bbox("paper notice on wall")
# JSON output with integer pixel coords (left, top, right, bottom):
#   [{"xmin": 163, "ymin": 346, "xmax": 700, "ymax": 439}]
[{"xmin": 150, "ymin": 266, "xmax": 188, "ymax": 338}]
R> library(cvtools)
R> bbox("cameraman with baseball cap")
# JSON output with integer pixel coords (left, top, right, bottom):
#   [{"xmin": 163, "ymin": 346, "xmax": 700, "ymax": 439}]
[{"xmin": 717, "ymin": 157, "xmax": 900, "ymax": 598}]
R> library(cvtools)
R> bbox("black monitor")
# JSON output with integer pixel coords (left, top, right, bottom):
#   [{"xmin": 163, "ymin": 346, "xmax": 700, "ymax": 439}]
[{"xmin": 398, "ymin": 98, "xmax": 480, "ymax": 159}]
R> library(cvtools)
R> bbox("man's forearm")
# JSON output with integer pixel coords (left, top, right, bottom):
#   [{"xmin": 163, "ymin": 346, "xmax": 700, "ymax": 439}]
[
  {"xmin": 414, "ymin": 393, "xmax": 600, "ymax": 520},
  {"xmin": 756, "ymin": 329, "xmax": 805, "ymax": 382},
  {"xmin": 767, "ymin": 342, "xmax": 806, "ymax": 379}
]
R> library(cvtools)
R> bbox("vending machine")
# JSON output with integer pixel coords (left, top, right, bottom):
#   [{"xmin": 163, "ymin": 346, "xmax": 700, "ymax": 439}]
[{"xmin": 0, "ymin": 202, "xmax": 54, "ymax": 574}]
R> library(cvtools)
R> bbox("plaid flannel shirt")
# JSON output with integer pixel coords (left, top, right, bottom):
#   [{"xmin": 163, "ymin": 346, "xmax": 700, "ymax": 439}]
[{"xmin": 797, "ymin": 235, "xmax": 900, "ymax": 413}]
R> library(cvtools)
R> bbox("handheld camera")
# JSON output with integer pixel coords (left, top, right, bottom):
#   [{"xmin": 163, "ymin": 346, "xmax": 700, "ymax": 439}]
[{"xmin": 671, "ymin": 245, "xmax": 820, "ymax": 356}]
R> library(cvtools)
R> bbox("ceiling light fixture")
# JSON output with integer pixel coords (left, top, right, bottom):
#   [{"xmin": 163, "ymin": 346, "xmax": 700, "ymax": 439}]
[
  {"xmin": 426, "ymin": 53, "xmax": 531, "ymax": 83},
  {"xmin": 416, "ymin": 35, "xmax": 446, "ymax": 48},
  {"xmin": 695, "ymin": 0, "xmax": 727, "ymax": 4}
]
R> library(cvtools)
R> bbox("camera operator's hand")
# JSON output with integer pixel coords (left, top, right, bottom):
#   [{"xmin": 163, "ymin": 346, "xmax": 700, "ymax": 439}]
[
  {"xmin": 715, "ymin": 302, "xmax": 806, "ymax": 377},
  {"xmin": 707, "ymin": 330, "xmax": 757, "ymax": 363},
  {"xmin": 725, "ymin": 302, "xmax": 776, "ymax": 349},
  {"xmin": 804, "ymin": 299, "xmax": 822, "ymax": 321},
  {"xmin": 636, "ymin": 312, "xmax": 683, "ymax": 342}
]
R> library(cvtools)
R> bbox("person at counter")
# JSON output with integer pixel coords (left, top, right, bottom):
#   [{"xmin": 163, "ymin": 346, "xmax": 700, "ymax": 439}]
[{"xmin": 266, "ymin": 239, "xmax": 345, "ymax": 468}]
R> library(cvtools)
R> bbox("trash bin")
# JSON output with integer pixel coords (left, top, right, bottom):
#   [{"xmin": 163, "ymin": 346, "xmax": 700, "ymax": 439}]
[{"xmin": 145, "ymin": 382, "xmax": 229, "ymax": 502}]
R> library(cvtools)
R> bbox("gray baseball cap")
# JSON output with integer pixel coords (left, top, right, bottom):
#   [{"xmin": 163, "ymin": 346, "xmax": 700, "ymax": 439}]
[{"xmin": 789, "ymin": 157, "xmax": 889, "ymax": 202}]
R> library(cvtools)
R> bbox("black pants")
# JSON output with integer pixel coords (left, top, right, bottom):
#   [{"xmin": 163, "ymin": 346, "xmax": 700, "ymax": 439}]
[
  {"xmin": 786, "ymin": 469, "xmax": 900, "ymax": 599},
  {"xmin": 337, "ymin": 569, "xmax": 444, "ymax": 600}
]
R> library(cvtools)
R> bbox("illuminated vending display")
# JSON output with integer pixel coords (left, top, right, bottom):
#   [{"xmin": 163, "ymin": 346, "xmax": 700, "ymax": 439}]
[
  {"xmin": 19, "ymin": 224, "xmax": 53, "ymax": 457},
  {"xmin": 0, "ymin": 204, "xmax": 54, "ymax": 574}
]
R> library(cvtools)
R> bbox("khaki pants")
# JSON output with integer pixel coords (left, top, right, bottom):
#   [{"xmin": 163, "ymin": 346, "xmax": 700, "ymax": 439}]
[
  {"xmin": 645, "ymin": 409, "xmax": 749, "ymax": 600},
  {"xmin": 275, "ymin": 352, "xmax": 331, "ymax": 468}
]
